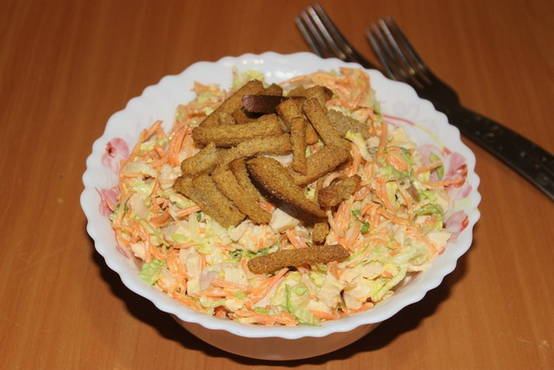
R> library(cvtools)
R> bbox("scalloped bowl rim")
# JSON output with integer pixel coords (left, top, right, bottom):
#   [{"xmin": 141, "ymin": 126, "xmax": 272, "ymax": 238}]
[{"xmin": 81, "ymin": 51, "xmax": 481, "ymax": 340}]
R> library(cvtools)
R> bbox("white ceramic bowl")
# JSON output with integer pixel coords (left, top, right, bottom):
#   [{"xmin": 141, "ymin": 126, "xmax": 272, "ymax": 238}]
[{"xmin": 81, "ymin": 52, "xmax": 481, "ymax": 360}]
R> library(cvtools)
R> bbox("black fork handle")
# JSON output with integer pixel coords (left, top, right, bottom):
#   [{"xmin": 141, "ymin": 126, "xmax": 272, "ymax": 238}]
[{"xmin": 442, "ymin": 105, "xmax": 554, "ymax": 200}]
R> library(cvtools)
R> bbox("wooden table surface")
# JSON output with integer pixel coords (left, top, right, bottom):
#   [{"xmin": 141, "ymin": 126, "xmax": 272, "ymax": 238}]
[{"xmin": 1, "ymin": 0, "xmax": 553, "ymax": 369}]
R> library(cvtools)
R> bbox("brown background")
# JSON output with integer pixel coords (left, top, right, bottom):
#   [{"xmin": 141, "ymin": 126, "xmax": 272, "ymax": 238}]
[{"xmin": 1, "ymin": 0, "xmax": 553, "ymax": 369}]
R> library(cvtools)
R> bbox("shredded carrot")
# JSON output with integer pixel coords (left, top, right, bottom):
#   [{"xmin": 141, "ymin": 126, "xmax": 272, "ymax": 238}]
[
  {"xmin": 252, "ymin": 315, "xmax": 278, "ymax": 325},
  {"xmin": 215, "ymin": 242, "xmax": 234, "ymax": 251},
  {"xmin": 361, "ymin": 202, "xmax": 374, "ymax": 216},
  {"xmin": 240, "ymin": 257, "xmax": 250, "ymax": 274},
  {"xmin": 198, "ymin": 253, "xmax": 206, "ymax": 272},
  {"xmin": 424, "ymin": 177, "xmax": 465, "ymax": 188},
  {"xmin": 246, "ymin": 268, "xmax": 288, "ymax": 307},
  {"xmin": 167, "ymin": 250, "xmax": 189, "ymax": 279},
  {"xmin": 310, "ymin": 309, "xmax": 340, "ymax": 320},
  {"xmin": 280, "ymin": 234, "xmax": 289, "ymax": 248},
  {"xmin": 354, "ymin": 185, "xmax": 370, "ymax": 201},
  {"xmin": 148, "ymin": 243, "xmax": 166, "ymax": 261},
  {"xmin": 149, "ymin": 159, "xmax": 166, "ymax": 169},
  {"xmin": 377, "ymin": 178, "xmax": 396, "ymax": 211},
  {"xmin": 333, "ymin": 197, "xmax": 353, "ymax": 234},
  {"xmin": 138, "ymin": 120, "xmax": 163, "ymax": 144},
  {"xmin": 154, "ymin": 145, "xmax": 166, "ymax": 159},
  {"xmin": 114, "ymin": 229, "xmax": 131, "ymax": 248},
  {"xmin": 415, "ymin": 161, "xmax": 442, "ymax": 174},
  {"xmin": 347, "ymin": 144, "xmax": 361, "ymax": 176},
  {"xmin": 234, "ymin": 310, "xmax": 297, "ymax": 326},
  {"xmin": 378, "ymin": 208, "xmax": 411, "ymax": 225},
  {"xmin": 214, "ymin": 306, "xmax": 227, "ymax": 318},
  {"xmin": 407, "ymin": 227, "xmax": 439, "ymax": 255},
  {"xmin": 285, "ymin": 229, "xmax": 308, "ymax": 249},
  {"xmin": 259, "ymin": 200, "xmax": 276, "ymax": 213},
  {"xmin": 345, "ymin": 221, "xmax": 361, "ymax": 248},
  {"xmin": 342, "ymin": 302, "xmax": 373, "ymax": 316},
  {"xmin": 328, "ymin": 261, "xmax": 341, "ymax": 280},
  {"xmin": 274, "ymin": 311, "xmax": 298, "ymax": 326},
  {"xmin": 387, "ymin": 153, "xmax": 408, "ymax": 171},
  {"xmin": 212, "ymin": 279, "xmax": 248, "ymax": 291},
  {"xmin": 376, "ymin": 121, "xmax": 388, "ymax": 160},
  {"xmin": 180, "ymin": 132, "xmax": 196, "ymax": 159},
  {"xmin": 201, "ymin": 288, "xmax": 232, "ymax": 298},
  {"xmin": 109, "ymin": 68, "xmax": 460, "ymax": 326},
  {"xmin": 149, "ymin": 211, "xmax": 171, "ymax": 227},
  {"xmin": 156, "ymin": 278, "xmax": 178, "ymax": 296},
  {"xmin": 176, "ymin": 205, "xmax": 201, "ymax": 218},
  {"xmin": 397, "ymin": 185, "xmax": 414, "ymax": 217},
  {"xmin": 166, "ymin": 125, "xmax": 189, "ymax": 166},
  {"xmin": 171, "ymin": 294, "xmax": 204, "ymax": 312},
  {"xmin": 369, "ymin": 205, "xmax": 381, "ymax": 227},
  {"xmin": 381, "ymin": 270, "xmax": 394, "ymax": 278}
]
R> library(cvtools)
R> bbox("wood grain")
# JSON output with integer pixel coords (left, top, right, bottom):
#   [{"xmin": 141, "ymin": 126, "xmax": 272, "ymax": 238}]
[{"xmin": 1, "ymin": 0, "xmax": 552, "ymax": 369}]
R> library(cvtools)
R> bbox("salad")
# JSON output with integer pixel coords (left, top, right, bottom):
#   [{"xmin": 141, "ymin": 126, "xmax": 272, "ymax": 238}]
[{"xmin": 108, "ymin": 67, "xmax": 462, "ymax": 326}]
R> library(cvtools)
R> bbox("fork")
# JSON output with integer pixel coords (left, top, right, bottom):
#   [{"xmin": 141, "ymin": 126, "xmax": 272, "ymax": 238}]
[
  {"xmin": 295, "ymin": 3, "xmax": 377, "ymax": 69},
  {"xmin": 296, "ymin": 5, "xmax": 553, "ymax": 200},
  {"xmin": 366, "ymin": 17, "xmax": 554, "ymax": 200}
]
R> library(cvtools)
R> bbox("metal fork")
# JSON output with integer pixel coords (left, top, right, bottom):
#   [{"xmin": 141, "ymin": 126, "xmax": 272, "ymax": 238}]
[
  {"xmin": 295, "ymin": 5, "xmax": 553, "ymax": 200},
  {"xmin": 295, "ymin": 3, "xmax": 377, "ymax": 69},
  {"xmin": 366, "ymin": 17, "xmax": 554, "ymax": 200}
]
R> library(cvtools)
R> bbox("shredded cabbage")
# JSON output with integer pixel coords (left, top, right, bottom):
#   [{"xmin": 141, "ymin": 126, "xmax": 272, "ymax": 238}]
[
  {"xmin": 109, "ymin": 67, "xmax": 458, "ymax": 327},
  {"xmin": 139, "ymin": 259, "xmax": 166, "ymax": 285}
]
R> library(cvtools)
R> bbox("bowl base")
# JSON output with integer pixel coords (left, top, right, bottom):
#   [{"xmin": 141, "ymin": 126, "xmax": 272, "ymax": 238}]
[{"xmin": 177, "ymin": 319, "xmax": 377, "ymax": 361}]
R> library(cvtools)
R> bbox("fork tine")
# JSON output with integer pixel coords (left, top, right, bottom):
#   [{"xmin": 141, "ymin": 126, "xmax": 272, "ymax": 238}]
[
  {"xmin": 376, "ymin": 19, "xmax": 424, "ymax": 87},
  {"xmin": 366, "ymin": 24, "xmax": 396, "ymax": 80},
  {"xmin": 295, "ymin": 15, "xmax": 325, "ymax": 57},
  {"xmin": 367, "ymin": 23, "xmax": 405, "ymax": 81},
  {"xmin": 296, "ymin": 11, "xmax": 332, "ymax": 58},
  {"xmin": 383, "ymin": 17, "xmax": 431, "ymax": 83},
  {"xmin": 311, "ymin": 4, "xmax": 375, "ymax": 68},
  {"xmin": 305, "ymin": 5, "xmax": 349, "ymax": 61}
]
